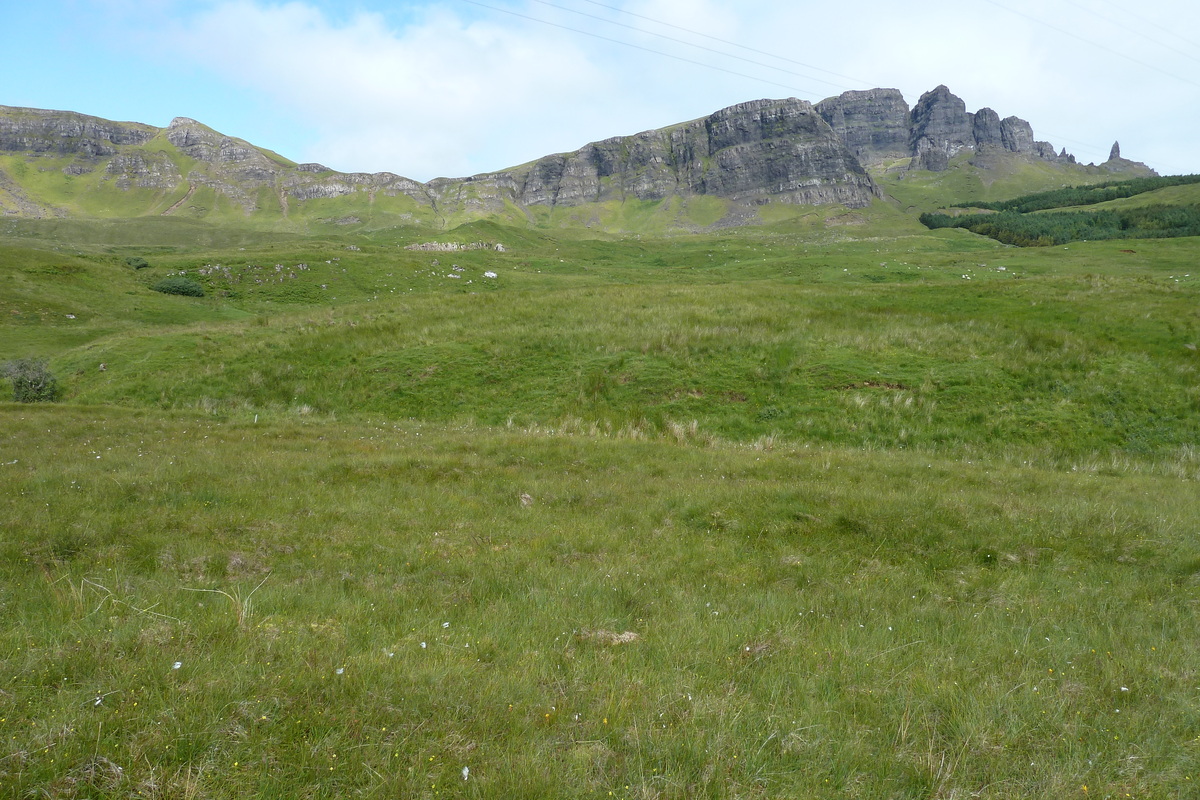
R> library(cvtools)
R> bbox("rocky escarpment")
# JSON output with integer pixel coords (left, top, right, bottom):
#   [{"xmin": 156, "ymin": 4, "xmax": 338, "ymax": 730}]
[
  {"xmin": 430, "ymin": 99, "xmax": 881, "ymax": 214},
  {"xmin": 0, "ymin": 107, "xmax": 156, "ymax": 157},
  {"xmin": 0, "ymin": 89, "xmax": 1155, "ymax": 224},
  {"xmin": 697, "ymin": 100, "xmax": 878, "ymax": 206},
  {"xmin": 815, "ymin": 88, "xmax": 912, "ymax": 165},
  {"xmin": 906, "ymin": 85, "xmax": 1077, "ymax": 171},
  {"xmin": 815, "ymin": 85, "xmax": 1122, "ymax": 174},
  {"xmin": 0, "ymin": 101, "xmax": 877, "ymax": 221},
  {"xmin": 105, "ymin": 152, "xmax": 182, "ymax": 190},
  {"xmin": 161, "ymin": 117, "xmax": 430, "ymax": 209},
  {"xmin": 0, "ymin": 106, "xmax": 437, "ymax": 218}
]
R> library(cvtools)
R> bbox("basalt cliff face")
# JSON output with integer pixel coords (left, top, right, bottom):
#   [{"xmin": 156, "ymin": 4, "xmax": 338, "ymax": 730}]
[
  {"xmin": 0, "ymin": 99, "xmax": 879, "ymax": 224},
  {"xmin": 816, "ymin": 85, "xmax": 1105, "ymax": 172},
  {"xmin": 0, "ymin": 86, "xmax": 1154, "ymax": 227},
  {"xmin": 428, "ymin": 98, "xmax": 880, "ymax": 215},
  {"xmin": 0, "ymin": 106, "xmax": 157, "ymax": 155},
  {"xmin": 814, "ymin": 88, "xmax": 913, "ymax": 165}
]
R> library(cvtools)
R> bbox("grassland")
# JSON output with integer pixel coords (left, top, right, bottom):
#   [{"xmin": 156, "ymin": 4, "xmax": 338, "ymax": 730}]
[{"xmin": 2, "ymin": 206, "xmax": 1199, "ymax": 798}]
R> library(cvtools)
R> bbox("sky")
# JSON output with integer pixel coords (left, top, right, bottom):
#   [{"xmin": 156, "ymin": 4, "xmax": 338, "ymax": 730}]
[{"xmin": 4, "ymin": 0, "xmax": 1199, "ymax": 181}]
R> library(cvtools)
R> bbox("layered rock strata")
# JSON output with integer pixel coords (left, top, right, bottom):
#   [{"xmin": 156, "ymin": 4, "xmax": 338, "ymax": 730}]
[
  {"xmin": 817, "ymin": 85, "xmax": 1088, "ymax": 172},
  {"xmin": 815, "ymin": 88, "xmax": 912, "ymax": 165},
  {"xmin": 0, "ymin": 86, "xmax": 1154, "ymax": 222},
  {"xmin": 458, "ymin": 99, "xmax": 881, "ymax": 210}
]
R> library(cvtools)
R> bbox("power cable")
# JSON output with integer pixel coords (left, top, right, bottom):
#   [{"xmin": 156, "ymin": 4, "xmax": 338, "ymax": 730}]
[
  {"xmin": 457, "ymin": 0, "xmax": 827, "ymax": 98},
  {"xmin": 1061, "ymin": 0, "xmax": 1200, "ymax": 67},
  {"xmin": 980, "ymin": 0, "xmax": 1200, "ymax": 89},
  {"xmin": 1096, "ymin": 0, "xmax": 1200, "ymax": 52},
  {"xmin": 458, "ymin": 0, "xmax": 1194, "ymax": 173},
  {"xmin": 574, "ymin": 0, "xmax": 879, "ymax": 89},
  {"xmin": 525, "ymin": 0, "xmax": 862, "ymax": 92},
  {"xmin": 1036, "ymin": 130, "xmax": 1102, "ymax": 152}
]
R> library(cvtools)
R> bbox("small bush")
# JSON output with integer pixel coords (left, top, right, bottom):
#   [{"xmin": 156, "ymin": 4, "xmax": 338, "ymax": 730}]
[
  {"xmin": 756, "ymin": 405, "xmax": 785, "ymax": 422},
  {"xmin": 125, "ymin": 256, "xmax": 150, "ymax": 270},
  {"xmin": 152, "ymin": 277, "xmax": 205, "ymax": 297},
  {"xmin": 2, "ymin": 357, "xmax": 59, "ymax": 402}
]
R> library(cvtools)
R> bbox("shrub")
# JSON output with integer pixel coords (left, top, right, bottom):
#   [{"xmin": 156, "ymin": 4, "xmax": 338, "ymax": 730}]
[
  {"xmin": 152, "ymin": 276, "xmax": 205, "ymax": 297},
  {"xmin": 125, "ymin": 256, "xmax": 150, "ymax": 270},
  {"xmin": 2, "ymin": 358, "xmax": 59, "ymax": 402}
]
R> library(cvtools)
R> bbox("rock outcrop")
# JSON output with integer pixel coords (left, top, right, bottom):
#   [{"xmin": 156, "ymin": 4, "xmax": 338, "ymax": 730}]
[
  {"xmin": 0, "ymin": 107, "xmax": 156, "ymax": 157},
  {"xmin": 0, "ymin": 89, "xmax": 1156, "ymax": 224},
  {"xmin": 105, "ymin": 152, "xmax": 182, "ymax": 190},
  {"xmin": 0, "ymin": 100, "xmax": 879, "ymax": 222},
  {"xmin": 1100, "ymin": 139, "xmax": 1154, "ymax": 174},
  {"xmin": 815, "ymin": 88, "xmax": 912, "ymax": 165},
  {"xmin": 815, "ymin": 85, "xmax": 1090, "ymax": 174},
  {"xmin": 1001, "ymin": 116, "xmax": 1035, "ymax": 154},
  {"xmin": 899, "ymin": 85, "xmax": 1083, "ymax": 172},
  {"xmin": 909, "ymin": 85, "xmax": 977, "ymax": 171},
  {"xmin": 428, "ymin": 99, "xmax": 881, "ymax": 212}
]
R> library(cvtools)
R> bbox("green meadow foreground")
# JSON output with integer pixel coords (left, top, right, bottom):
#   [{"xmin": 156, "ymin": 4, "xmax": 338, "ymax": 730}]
[{"xmin": 2, "ymin": 214, "xmax": 1199, "ymax": 797}]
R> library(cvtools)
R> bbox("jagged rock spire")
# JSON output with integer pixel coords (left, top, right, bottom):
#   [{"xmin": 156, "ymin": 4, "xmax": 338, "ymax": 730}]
[{"xmin": 1109, "ymin": 141, "xmax": 1121, "ymax": 161}]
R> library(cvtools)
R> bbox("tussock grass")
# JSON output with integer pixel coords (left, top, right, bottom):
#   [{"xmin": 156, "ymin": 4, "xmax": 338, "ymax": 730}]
[
  {"xmin": 45, "ymin": 250, "xmax": 1199, "ymax": 457},
  {"xmin": 2, "ymin": 215, "xmax": 1198, "ymax": 797},
  {"xmin": 1, "ymin": 406, "xmax": 1197, "ymax": 798}
]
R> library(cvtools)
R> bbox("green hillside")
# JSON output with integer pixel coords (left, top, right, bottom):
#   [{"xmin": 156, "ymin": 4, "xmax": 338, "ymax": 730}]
[
  {"xmin": 871, "ymin": 152, "xmax": 1145, "ymax": 212},
  {"xmin": 3, "ymin": 184, "xmax": 1199, "ymax": 798},
  {"xmin": 1086, "ymin": 181, "xmax": 1200, "ymax": 211}
]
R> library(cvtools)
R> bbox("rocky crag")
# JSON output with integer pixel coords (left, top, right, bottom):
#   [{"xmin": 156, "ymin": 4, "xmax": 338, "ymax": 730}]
[
  {"xmin": 428, "ymin": 98, "xmax": 880, "ymax": 217},
  {"xmin": 0, "ymin": 101, "xmax": 877, "ymax": 222},
  {"xmin": 815, "ymin": 85, "xmax": 1129, "ymax": 174},
  {"xmin": 0, "ymin": 86, "xmax": 1154, "ymax": 226}
]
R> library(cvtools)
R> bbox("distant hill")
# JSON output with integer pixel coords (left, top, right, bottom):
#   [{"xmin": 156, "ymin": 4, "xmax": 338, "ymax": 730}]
[{"xmin": 0, "ymin": 87, "xmax": 1156, "ymax": 232}]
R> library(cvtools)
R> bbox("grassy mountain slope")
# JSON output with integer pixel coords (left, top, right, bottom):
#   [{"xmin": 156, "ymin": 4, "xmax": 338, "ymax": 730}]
[
  {"xmin": 1, "ymin": 100, "xmax": 1157, "ymax": 236},
  {"xmin": 1085, "ymin": 181, "xmax": 1200, "ymax": 211},
  {"xmin": 4, "ymin": 215, "xmax": 1198, "ymax": 455},
  {"xmin": 2, "ymin": 146, "xmax": 1199, "ymax": 797},
  {"xmin": 873, "ymin": 152, "xmax": 1154, "ymax": 213}
]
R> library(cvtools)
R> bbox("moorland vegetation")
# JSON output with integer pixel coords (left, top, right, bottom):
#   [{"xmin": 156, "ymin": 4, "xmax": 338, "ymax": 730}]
[{"xmin": 1, "ymin": 158, "xmax": 1198, "ymax": 799}]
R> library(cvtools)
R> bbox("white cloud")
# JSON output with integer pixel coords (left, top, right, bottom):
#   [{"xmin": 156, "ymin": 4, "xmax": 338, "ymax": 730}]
[
  {"xmin": 737, "ymin": 0, "xmax": 1200, "ymax": 169},
  {"xmin": 152, "ymin": 0, "xmax": 1199, "ymax": 179},
  {"xmin": 168, "ymin": 1, "xmax": 617, "ymax": 179},
  {"xmin": 623, "ymin": 0, "xmax": 741, "ymax": 41}
]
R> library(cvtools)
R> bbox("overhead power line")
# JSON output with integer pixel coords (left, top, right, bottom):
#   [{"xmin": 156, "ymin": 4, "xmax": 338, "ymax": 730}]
[
  {"xmin": 457, "ymin": 0, "xmax": 830, "ymax": 99},
  {"xmin": 526, "ymin": 0, "xmax": 862, "ymax": 93},
  {"xmin": 1061, "ymin": 0, "xmax": 1200, "ymax": 67},
  {"xmin": 574, "ymin": 0, "xmax": 878, "ymax": 89},
  {"xmin": 457, "ymin": 0, "xmax": 1193, "ymax": 174},
  {"xmin": 980, "ymin": 0, "xmax": 1200, "ymax": 90},
  {"xmin": 1097, "ymin": 0, "xmax": 1200, "ymax": 53}
]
